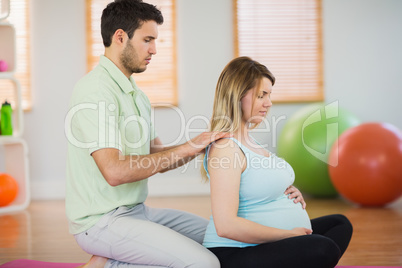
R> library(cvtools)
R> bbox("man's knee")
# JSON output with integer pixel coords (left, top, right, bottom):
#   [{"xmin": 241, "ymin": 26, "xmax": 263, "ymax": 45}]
[{"xmin": 191, "ymin": 250, "xmax": 220, "ymax": 268}]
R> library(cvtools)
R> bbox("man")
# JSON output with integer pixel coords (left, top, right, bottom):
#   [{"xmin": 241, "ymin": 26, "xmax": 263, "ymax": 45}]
[{"xmin": 65, "ymin": 0, "xmax": 226, "ymax": 267}]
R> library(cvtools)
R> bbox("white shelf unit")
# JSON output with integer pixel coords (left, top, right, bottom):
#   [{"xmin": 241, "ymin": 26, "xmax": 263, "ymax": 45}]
[
  {"xmin": 0, "ymin": 0, "xmax": 10, "ymax": 21},
  {"xmin": 0, "ymin": 137, "xmax": 29, "ymax": 213},
  {"xmin": 0, "ymin": 0, "xmax": 30, "ymax": 214},
  {"xmin": 0, "ymin": 22, "xmax": 15, "ymax": 75}
]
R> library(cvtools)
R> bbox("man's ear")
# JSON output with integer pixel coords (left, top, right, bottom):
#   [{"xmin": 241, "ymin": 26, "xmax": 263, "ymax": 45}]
[{"xmin": 112, "ymin": 29, "xmax": 126, "ymax": 46}]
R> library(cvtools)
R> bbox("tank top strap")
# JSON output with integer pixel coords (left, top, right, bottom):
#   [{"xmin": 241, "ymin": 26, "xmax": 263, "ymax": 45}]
[
  {"xmin": 249, "ymin": 135, "xmax": 263, "ymax": 147},
  {"xmin": 203, "ymin": 142, "xmax": 213, "ymax": 178},
  {"xmin": 203, "ymin": 137, "xmax": 249, "ymax": 178},
  {"xmin": 205, "ymin": 137, "xmax": 245, "ymax": 154},
  {"xmin": 224, "ymin": 137, "xmax": 249, "ymax": 154}
]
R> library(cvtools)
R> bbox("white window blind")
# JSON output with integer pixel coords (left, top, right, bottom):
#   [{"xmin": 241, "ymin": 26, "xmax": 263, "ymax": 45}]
[
  {"xmin": 234, "ymin": 0, "xmax": 323, "ymax": 102},
  {"xmin": 0, "ymin": 0, "xmax": 31, "ymax": 110},
  {"xmin": 86, "ymin": 0, "xmax": 177, "ymax": 106}
]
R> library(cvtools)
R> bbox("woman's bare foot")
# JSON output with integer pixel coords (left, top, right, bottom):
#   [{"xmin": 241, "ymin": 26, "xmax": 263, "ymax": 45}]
[{"xmin": 76, "ymin": 255, "xmax": 108, "ymax": 268}]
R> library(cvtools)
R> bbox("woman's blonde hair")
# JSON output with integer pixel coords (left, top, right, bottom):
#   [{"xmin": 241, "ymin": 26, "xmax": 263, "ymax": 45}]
[
  {"xmin": 201, "ymin": 56, "xmax": 275, "ymax": 180},
  {"xmin": 209, "ymin": 56, "xmax": 275, "ymax": 133}
]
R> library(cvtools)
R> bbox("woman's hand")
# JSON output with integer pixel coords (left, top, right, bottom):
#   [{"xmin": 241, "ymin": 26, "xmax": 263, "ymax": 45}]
[
  {"xmin": 285, "ymin": 185, "xmax": 307, "ymax": 209},
  {"xmin": 291, "ymin": 227, "xmax": 313, "ymax": 237}
]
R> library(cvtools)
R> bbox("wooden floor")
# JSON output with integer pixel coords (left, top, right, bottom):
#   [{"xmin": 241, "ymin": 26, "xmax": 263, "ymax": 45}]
[{"xmin": 1, "ymin": 196, "xmax": 402, "ymax": 266}]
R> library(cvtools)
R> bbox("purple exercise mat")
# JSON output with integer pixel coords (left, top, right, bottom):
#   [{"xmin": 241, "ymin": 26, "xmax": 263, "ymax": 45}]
[
  {"xmin": 1, "ymin": 259, "xmax": 402, "ymax": 268},
  {"xmin": 0, "ymin": 259, "xmax": 85, "ymax": 268}
]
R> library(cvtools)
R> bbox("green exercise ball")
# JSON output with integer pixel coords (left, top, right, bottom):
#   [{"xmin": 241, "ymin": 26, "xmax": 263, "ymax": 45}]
[{"xmin": 277, "ymin": 103, "xmax": 360, "ymax": 197}]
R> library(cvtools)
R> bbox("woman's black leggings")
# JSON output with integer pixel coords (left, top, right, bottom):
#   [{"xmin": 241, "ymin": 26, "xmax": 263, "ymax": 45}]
[{"xmin": 208, "ymin": 214, "xmax": 353, "ymax": 268}]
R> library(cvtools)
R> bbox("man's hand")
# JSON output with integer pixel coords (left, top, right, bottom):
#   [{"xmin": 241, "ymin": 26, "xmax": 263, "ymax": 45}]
[
  {"xmin": 285, "ymin": 185, "xmax": 307, "ymax": 209},
  {"xmin": 185, "ymin": 131, "xmax": 233, "ymax": 155}
]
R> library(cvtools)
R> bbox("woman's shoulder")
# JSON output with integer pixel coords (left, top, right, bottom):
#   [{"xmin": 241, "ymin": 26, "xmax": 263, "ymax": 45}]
[
  {"xmin": 214, "ymin": 137, "xmax": 235, "ymax": 145},
  {"xmin": 209, "ymin": 137, "xmax": 244, "ymax": 157},
  {"xmin": 211, "ymin": 137, "xmax": 240, "ymax": 148}
]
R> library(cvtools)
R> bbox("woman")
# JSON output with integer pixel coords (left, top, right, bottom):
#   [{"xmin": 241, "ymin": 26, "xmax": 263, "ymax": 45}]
[{"xmin": 202, "ymin": 57, "xmax": 353, "ymax": 268}]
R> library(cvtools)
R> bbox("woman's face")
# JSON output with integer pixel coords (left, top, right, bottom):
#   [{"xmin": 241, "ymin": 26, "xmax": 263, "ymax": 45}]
[{"xmin": 241, "ymin": 77, "xmax": 273, "ymax": 126}]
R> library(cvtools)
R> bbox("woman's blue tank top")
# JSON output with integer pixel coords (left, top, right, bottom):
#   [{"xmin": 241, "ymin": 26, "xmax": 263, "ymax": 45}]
[{"xmin": 202, "ymin": 137, "xmax": 311, "ymax": 248}]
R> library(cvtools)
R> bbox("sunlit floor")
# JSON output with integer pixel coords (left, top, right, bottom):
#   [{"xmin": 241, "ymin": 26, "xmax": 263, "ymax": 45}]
[{"xmin": 1, "ymin": 195, "xmax": 402, "ymax": 266}]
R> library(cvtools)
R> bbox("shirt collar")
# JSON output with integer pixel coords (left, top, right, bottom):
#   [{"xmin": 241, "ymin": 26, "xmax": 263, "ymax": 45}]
[{"xmin": 99, "ymin": 55, "xmax": 140, "ymax": 95}]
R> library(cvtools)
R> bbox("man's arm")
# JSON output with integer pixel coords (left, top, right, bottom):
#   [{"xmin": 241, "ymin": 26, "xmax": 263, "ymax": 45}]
[
  {"xmin": 92, "ymin": 131, "xmax": 230, "ymax": 186},
  {"xmin": 150, "ymin": 137, "xmax": 176, "ymax": 154},
  {"xmin": 150, "ymin": 137, "xmax": 197, "ymax": 173}
]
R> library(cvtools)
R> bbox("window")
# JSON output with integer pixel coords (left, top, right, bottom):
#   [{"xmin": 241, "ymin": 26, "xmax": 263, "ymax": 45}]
[
  {"xmin": 0, "ymin": 0, "xmax": 31, "ymax": 110},
  {"xmin": 234, "ymin": 0, "xmax": 323, "ymax": 102},
  {"xmin": 86, "ymin": 0, "xmax": 177, "ymax": 106}
]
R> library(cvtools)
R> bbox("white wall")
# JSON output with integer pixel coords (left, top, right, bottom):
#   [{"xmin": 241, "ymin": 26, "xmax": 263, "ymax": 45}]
[
  {"xmin": 27, "ymin": 0, "xmax": 86, "ymax": 199},
  {"xmin": 323, "ymin": 0, "xmax": 402, "ymax": 125},
  {"xmin": 26, "ymin": 0, "xmax": 402, "ymax": 199}
]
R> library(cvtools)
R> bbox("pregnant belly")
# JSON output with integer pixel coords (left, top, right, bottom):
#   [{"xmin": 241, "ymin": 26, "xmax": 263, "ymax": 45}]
[{"xmin": 241, "ymin": 195, "xmax": 312, "ymax": 230}]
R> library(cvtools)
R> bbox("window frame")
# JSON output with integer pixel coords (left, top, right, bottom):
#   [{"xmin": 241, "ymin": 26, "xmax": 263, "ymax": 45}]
[
  {"xmin": 85, "ymin": 0, "xmax": 178, "ymax": 107},
  {"xmin": 233, "ymin": 0, "xmax": 324, "ymax": 103}
]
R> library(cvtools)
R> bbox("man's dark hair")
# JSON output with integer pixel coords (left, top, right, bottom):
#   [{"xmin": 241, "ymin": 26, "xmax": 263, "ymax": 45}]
[{"xmin": 101, "ymin": 0, "xmax": 164, "ymax": 47}]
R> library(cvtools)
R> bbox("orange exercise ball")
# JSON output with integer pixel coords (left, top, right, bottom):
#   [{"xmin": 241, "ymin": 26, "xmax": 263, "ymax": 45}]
[
  {"xmin": 0, "ymin": 173, "xmax": 19, "ymax": 207},
  {"xmin": 329, "ymin": 123, "xmax": 402, "ymax": 206}
]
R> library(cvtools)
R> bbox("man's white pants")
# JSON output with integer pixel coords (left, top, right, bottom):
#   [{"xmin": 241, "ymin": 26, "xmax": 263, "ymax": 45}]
[{"xmin": 74, "ymin": 203, "xmax": 220, "ymax": 268}]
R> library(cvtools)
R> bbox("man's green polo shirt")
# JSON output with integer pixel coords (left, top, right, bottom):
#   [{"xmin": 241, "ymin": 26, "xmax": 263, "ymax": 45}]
[{"xmin": 65, "ymin": 55, "xmax": 157, "ymax": 234}]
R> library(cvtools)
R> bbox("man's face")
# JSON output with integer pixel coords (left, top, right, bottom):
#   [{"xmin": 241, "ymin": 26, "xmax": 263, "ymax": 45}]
[{"xmin": 120, "ymin": 20, "xmax": 158, "ymax": 74}]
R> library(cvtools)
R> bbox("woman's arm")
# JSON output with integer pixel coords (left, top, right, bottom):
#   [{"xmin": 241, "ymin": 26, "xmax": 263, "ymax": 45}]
[{"xmin": 208, "ymin": 139, "xmax": 312, "ymax": 244}]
